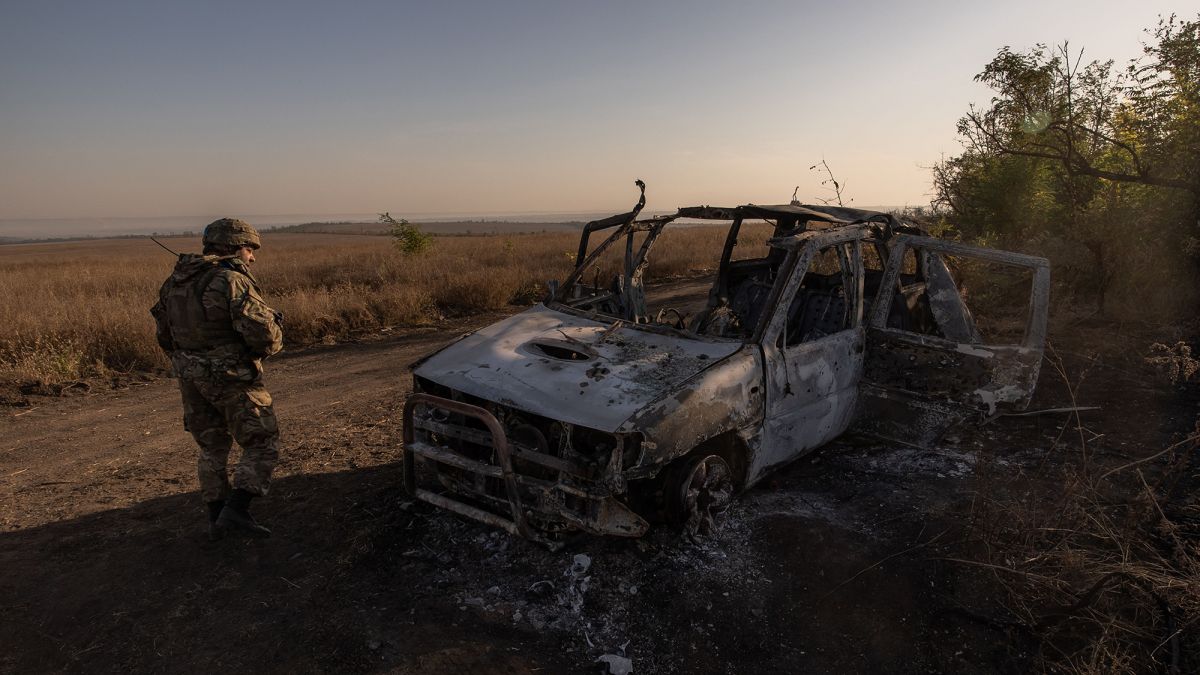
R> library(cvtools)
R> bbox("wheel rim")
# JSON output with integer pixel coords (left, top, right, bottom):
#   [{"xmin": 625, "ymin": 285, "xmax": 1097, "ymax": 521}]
[{"xmin": 678, "ymin": 455, "xmax": 734, "ymax": 538}]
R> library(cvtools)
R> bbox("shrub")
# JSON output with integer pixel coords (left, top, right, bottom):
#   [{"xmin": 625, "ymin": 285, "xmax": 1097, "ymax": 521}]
[{"xmin": 380, "ymin": 213, "xmax": 433, "ymax": 255}]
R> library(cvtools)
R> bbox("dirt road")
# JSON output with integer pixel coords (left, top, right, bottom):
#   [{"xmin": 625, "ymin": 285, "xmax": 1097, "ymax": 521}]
[{"xmin": 0, "ymin": 313, "xmax": 1191, "ymax": 673}]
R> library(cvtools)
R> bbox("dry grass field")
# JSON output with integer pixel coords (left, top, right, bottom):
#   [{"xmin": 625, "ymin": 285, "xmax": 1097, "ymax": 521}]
[
  {"xmin": 269, "ymin": 219, "xmax": 586, "ymax": 235},
  {"xmin": 0, "ymin": 221, "xmax": 1062, "ymax": 390},
  {"xmin": 0, "ymin": 226, "xmax": 754, "ymax": 389}
]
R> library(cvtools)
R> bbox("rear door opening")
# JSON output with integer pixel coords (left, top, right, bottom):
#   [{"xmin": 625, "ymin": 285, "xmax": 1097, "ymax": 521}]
[{"xmin": 855, "ymin": 235, "xmax": 1051, "ymax": 446}]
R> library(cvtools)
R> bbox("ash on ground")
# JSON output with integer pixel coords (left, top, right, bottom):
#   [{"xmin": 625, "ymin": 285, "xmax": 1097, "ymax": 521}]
[{"xmin": 393, "ymin": 434, "xmax": 1010, "ymax": 674}]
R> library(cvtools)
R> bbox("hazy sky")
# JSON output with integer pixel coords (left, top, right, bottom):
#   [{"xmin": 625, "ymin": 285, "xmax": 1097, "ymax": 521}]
[{"xmin": 0, "ymin": 1, "xmax": 1191, "ymax": 221}]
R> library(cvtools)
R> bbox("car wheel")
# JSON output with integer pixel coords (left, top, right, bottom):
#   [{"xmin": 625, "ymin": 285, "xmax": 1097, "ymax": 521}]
[{"xmin": 670, "ymin": 454, "xmax": 734, "ymax": 538}]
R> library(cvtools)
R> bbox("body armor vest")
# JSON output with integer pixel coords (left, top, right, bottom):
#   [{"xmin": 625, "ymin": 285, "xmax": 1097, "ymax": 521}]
[{"xmin": 164, "ymin": 262, "xmax": 244, "ymax": 353}]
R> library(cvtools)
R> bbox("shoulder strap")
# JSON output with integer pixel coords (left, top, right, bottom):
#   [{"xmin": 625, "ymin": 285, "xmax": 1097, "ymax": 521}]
[{"xmin": 192, "ymin": 264, "xmax": 227, "ymax": 312}]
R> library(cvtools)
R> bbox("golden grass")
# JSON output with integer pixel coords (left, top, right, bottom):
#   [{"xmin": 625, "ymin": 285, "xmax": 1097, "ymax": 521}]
[{"xmin": 0, "ymin": 226, "xmax": 749, "ymax": 386}]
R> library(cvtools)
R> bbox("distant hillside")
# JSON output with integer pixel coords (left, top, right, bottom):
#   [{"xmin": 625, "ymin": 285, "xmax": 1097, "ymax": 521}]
[
  {"xmin": 0, "ymin": 232, "xmax": 200, "ymax": 246},
  {"xmin": 264, "ymin": 221, "xmax": 381, "ymax": 234},
  {"xmin": 268, "ymin": 220, "xmax": 584, "ymax": 235},
  {"xmin": 0, "ymin": 220, "xmax": 587, "ymax": 245}
]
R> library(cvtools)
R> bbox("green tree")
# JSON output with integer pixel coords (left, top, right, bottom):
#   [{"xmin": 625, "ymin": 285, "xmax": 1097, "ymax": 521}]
[
  {"xmin": 959, "ymin": 19, "xmax": 1199, "ymax": 196},
  {"xmin": 379, "ymin": 212, "xmax": 433, "ymax": 255},
  {"xmin": 934, "ymin": 15, "xmax": 1200, "ymax": 316}
]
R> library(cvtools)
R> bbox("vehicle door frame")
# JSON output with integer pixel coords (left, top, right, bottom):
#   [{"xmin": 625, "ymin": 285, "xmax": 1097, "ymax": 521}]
[
  {"xmin": 856, "ymin": 235, "xmax": 1051, "ymax": 445},
  {"xmin": 746, "ymin": 225, "xmax": 869, "ymax": 485}
]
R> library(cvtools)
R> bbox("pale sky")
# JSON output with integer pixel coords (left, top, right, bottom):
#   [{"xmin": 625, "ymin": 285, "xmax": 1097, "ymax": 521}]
[{"xmin": 0, "ymin": 1, "xmax": 1191, "ymax": 222}]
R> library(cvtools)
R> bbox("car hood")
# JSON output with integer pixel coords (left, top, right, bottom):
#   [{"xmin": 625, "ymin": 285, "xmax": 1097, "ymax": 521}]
[{"xmin": 413, "ymin": 305, "xmax": 743, "ymax": 432}]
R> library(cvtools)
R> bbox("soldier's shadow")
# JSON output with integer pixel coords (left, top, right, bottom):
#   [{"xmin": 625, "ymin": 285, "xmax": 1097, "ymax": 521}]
[{"xmin": 0, "ymin": 463, "xmax": 565, "ymax": 674}]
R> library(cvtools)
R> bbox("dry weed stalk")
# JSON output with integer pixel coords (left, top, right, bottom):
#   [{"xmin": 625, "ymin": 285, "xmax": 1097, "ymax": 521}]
[{"xmin": 960, "ymin": 343, "xmax": 1199, "ymax": 673}]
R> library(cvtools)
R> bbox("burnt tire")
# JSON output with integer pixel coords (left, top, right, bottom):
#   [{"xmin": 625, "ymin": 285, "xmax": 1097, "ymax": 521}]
[{"xmin": 668, "ymin": 453, "xmax": 734, "ymax": 538}]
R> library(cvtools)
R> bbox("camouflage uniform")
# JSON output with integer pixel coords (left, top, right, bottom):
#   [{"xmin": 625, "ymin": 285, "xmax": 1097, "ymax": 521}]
[{"xmin": 151, "ymin": 234, "xmax": 283, "ymax": 504}]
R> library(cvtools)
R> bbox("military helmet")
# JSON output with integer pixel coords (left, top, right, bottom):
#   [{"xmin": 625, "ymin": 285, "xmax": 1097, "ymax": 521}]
[{"xmin": 202, "ymin": 218, "xmax": 261, "ymax": 250}]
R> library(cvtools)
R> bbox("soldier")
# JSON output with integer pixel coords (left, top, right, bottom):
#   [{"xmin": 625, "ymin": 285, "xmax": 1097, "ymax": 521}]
[{"xmin": 151, "ymin": 218, "xmax": 284, "ymax": 539}]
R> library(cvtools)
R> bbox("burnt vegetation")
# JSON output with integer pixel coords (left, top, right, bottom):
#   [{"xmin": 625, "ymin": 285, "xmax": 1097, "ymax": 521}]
[{"xmin": 959, "ymin": 348, "xmax": 1200, "ymax": 673}]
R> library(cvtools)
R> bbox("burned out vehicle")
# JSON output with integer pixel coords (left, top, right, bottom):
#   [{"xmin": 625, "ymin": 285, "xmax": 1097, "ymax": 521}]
[{"xmin": 403, "ymin": 181, "xmax": 1050, "ymax": 544}]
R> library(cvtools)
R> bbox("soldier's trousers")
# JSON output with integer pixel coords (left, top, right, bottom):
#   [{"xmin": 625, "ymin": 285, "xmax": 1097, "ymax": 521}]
[{"xmin": 178, "ymin": 377, "xmax": 280, "ymax": 502}]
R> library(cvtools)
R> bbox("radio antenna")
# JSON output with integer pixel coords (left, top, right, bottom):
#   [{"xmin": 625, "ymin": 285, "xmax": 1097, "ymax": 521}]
[{"xmin": 149, "ymin": 236, "xmax": 179, "ymax": 256}]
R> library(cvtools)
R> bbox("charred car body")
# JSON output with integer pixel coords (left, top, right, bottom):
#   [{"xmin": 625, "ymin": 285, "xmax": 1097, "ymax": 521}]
[{"xmin": 404, "ymin": 182, "xmax": 1050, "ymax": 544}]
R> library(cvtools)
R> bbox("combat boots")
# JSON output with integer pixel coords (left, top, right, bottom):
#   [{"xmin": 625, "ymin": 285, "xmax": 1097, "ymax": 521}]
[{"xmin": 215, "ymin": 489, "xmax": 272, "ymax": 538}]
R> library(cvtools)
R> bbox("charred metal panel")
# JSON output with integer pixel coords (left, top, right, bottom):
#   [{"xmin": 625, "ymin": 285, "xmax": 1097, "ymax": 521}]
[
  {"xmin": 852, "ymin": 384, "xmax": 968, "ymax": 447},
  {"xmin": 676, "ymin": 206, "xmax": 739, "ymax": 219},
  {"xmin": 923, "ymin": 253, "xmax": 981, "ymax": 343},
  {"xmin": 863, "ymin": 330, "xmax": 1041, "ymax": 413},
  {"xmin": 413, "ymin": 305, "xmax": 741, "ymax": 433},
  {"xmin": 753, "ymin": 328, "xmax": 865, "ymax": 485},
  {"xmin": 620, "ymin": 347, "xmax": 764, "ymax": 467}
]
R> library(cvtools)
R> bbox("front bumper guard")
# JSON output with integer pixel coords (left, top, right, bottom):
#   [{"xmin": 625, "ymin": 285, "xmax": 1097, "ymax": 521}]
[{"xmin": 402, "ymin": 393, "xmax": 648, "ymax": 543}]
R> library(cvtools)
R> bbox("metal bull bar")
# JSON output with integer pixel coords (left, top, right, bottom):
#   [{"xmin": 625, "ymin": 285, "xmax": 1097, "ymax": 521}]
[{"xmin": 402, "ymin": 393, "xmax": 542, "ymax": 542}]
